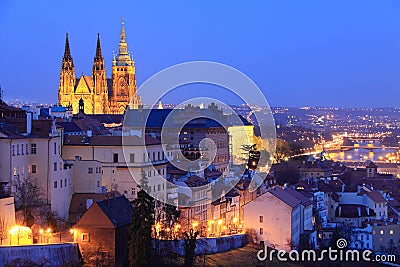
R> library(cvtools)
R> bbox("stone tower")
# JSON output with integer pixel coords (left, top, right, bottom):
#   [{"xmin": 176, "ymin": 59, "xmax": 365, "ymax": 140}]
[
  {"xmin": 58, "ymin": 33, "xmax": 75, "ymax": 107},
  {"xmin": 110, "ymin": 18, "xmax": 139, "ymax": 114},
  {"xmin": 92, "ymin": 33, "xmax": 109, "ymax": 113}
]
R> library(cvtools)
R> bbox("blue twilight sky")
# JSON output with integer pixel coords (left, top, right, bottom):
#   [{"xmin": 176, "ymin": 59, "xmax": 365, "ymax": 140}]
[{"xmin": 1, "ymin": 0, "xmax": 400, "ymax": 107}]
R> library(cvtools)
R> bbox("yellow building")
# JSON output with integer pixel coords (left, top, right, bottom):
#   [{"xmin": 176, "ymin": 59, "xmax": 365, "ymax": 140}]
[{"xmin": 58, "ymin": 19, "xmax": 141, "ymax": 114}]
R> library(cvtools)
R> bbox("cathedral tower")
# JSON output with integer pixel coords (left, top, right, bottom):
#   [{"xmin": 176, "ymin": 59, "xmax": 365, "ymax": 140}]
[
  {"xmin": 92, "ymin": 33, "xmax": 109, "ymax": 113},
  {"xmin": 110, "ymin": 18, "xmax": 139, "ymax": 114},
  {"xmin": 58, "ymin": 33, "xmax": 75, "ymax": 107}
]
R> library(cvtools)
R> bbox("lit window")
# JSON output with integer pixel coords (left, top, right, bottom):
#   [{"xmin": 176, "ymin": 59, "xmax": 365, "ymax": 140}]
[
  {"xmin": 389, "ymin": 230, "xmax": 393, "ymax": 235},
  {"xmin": 380, "ymin": 230, "xmax": 384, "ymax": 235}
]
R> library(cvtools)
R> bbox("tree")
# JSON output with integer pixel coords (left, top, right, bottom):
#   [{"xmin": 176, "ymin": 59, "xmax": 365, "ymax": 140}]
[
  {"xmin": 241, "ymin": 144, "xmax": 261, "ymax": 170},
  {"xmin": 183, "ymin": 228, "xmax": 199, "ymax": 267},
  {"xmin": 274, "ymin": 139, "xmax": 290, "ymax": 162},
  {"xmin": 12, "ymin": 176, "xmax": 45, "ymax": 225},
  {"xmin": 162, "ymin": 203, "xmax": 181, "ymax": 239},
  {"xmin": 0, "ymin": 217, "xmax": 8, "ymax": 245},
  {"xmin": 128, "ymin": 170, "xmax": 155, "ymax": 267}
]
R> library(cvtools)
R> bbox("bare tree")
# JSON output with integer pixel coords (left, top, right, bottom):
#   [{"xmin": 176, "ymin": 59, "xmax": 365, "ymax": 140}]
[
  {"xmin": 12, "ymin": 176, "xmax": 45, "ymax": 225},
  {"xmin": 0, "ymin": 217, "xmax": 8, "ymax": 245}
]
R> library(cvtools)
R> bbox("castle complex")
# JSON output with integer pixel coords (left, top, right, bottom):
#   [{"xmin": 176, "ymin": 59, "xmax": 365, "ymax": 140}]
[{"xmin": 58, "ymin": 19, "xmax": 141, "ymax": 114}]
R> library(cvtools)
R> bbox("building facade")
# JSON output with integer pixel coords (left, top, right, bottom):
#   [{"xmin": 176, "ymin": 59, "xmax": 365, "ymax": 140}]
[{"xmin": 58, "ymin": 19, "xmax": 141, "ymax": 114}]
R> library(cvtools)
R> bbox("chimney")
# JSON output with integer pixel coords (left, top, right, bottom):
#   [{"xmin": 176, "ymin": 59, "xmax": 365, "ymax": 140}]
[
  {"xmin": 86, "ymin": 198, "xmax": 94, "ymax": 209},
  {"xmin": 26, "ymin": 112, "xmax": 32, "ymax": 134}
]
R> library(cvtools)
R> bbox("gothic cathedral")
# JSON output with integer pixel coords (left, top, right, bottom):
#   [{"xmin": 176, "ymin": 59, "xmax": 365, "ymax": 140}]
[{"xmin": 58, "ymin": 19, "xmax": 141, "ymax": 114}]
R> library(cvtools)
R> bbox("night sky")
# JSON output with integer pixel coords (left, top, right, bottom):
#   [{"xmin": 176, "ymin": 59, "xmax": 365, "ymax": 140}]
[{"xmin": 1, "ymin": 0, "xmax": 400, "ymax": 107}]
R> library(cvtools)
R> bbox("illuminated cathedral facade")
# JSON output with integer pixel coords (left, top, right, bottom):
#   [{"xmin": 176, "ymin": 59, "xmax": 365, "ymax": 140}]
[{"xmin": 58, "ymin": 19, "xmax": 141, "ymax": 114}]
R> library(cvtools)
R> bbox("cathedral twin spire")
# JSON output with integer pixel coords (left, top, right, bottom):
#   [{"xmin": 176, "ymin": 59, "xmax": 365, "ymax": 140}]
[
  {"xmin": 59, "ymin": 19, "xmax": 137, "ymax": 114},
  {"xmin": 95, "ymin": 33, "xmax": 103, "ymax": 61}
]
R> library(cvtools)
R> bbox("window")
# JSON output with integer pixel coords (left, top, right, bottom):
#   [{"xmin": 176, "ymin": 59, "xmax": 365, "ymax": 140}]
[
  {"xmin": 113, "ymin": 153, "xmax": 118, "ymax": 163},
  {"xmin": 13, "ymin": 167, "xmax": 17, "ymax": 176},
  {"xmin": 54, "ymin": 181, "xmax": 57, "ymax": 188},
  {"xmin": 143, "ymin": 153, "xmax": 146, "ymax": 163},
  {"xmin": 65, "ymin": 179, "xmax": 67, "ymax": 187},
  {"xmin": 157, "ymin": 184, "xmax": 161, "ymax": 191},
  {"xmin": 17, "ymin": 144, "xmax": 19, "ymax": 155},
  {"xmin": 54, "ymin": 142, "xmax": 57, "ymax": 154},
  {"xmin": 389, "ymin": 230, "xmax": 393, "ymax": 235},
  {"xmin": 21, "ymin": 145, "xmax": 24, "ymax": 155},
  {"xmin": 31, "ymin": 144, "xmax": 37, "ymax": 154},
  {"xmin": 60, "ymin": 180, "xmax": 63, "ymax": 188},
  {"xmin": 97, "ymin": 181, "xmax": 100, "ymax": 187},
  {"xmin": 152, "ymin": 152, "xmax": 155, "ymax": 161},
  {"xmin": 158, "ymin": 151, "xmax": 160, "ymax": 161},
  {"xmin": 25, "ymin": 144, "xmax": 29, "ymax": 154},
  {"xmin": 260, "ymin": 228, "xmax": 263, "ymax": 235},
  {"xmin": 82, "ymin": 234, "xmax": 90, "ymax": 242},
  {"xmin": 259, "ymin": 216, "xmax": 263, "ymax": 223},
  {"xmin": 31, "ymin": 164, "xmax": 37, "ymax": 174},
  {"xmin": 130, "ymin": 153, "xmax": 135, "ymax": 163},
  {"xmin": 380, "ymin": 230, "xmax": 384, "ymax": 235},
  {"xmin": 53, "ymin": 162, "xmax": 57, "ymax": 171},
  {"xmin": 12, "ymin": 145, "xmax": 15, "ymax": 156},
  {"xmin": 88, "ymin": 168, "xmax": 93, "ymax": 174}
]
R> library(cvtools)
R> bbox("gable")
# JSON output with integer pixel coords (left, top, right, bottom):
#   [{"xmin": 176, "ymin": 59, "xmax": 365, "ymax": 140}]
[
  {"xmin": 74, "ymin": 203, "xmax": 115, "ymax": 228},
  {"xmin": 74, "ymin": 76, "xmax": 92, "ymax": 94}
]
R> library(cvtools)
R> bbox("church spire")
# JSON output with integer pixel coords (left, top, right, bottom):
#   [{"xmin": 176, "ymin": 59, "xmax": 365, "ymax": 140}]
[
  {"xmin": 115, "ymin": 18, "xmax": 131, "ymax": 65},
  {"xmin": 63, "ymin": 33, "xmax": 72, "ymax": 60},
  {"xmin": 120, "ymin": 18, "xmax": 126, "ymax": 43},
  {"xmin": 95, "ymin": 33, "xmax": 103, "ymax": 60}
]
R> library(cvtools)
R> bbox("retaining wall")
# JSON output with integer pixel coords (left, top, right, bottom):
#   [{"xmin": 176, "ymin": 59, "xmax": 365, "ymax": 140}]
[{"xmin": 0, "ymin": 243, "xmax": 81, "ymax": 267}]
